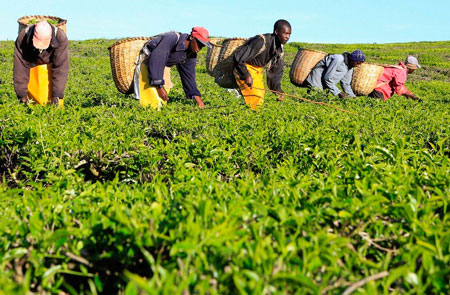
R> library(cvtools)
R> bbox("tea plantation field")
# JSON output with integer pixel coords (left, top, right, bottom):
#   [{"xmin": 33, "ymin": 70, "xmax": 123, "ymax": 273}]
[{"xmin": 0, "ymin": 39, "xmax": 449, "ymax": 294}]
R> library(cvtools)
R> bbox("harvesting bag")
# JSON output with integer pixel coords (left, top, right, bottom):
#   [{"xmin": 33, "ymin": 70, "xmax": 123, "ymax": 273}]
[
  {"xmin": 133, "ymin": 33, "xmax": 178, "ymax": 109},
  {"xmin": 234, "ymin": 64, "xmax": 265, "ymax": 110},
  {"xmin": 134, "ymin": 62, "xmax": 172, "ymax": 109},
  {"xmin": 351, "ymin": 63, "xmax": 385, "ymax": 96},
  {"xmin": 212, "ymin": 38, "xmax": 248, "ymax": 89},
  {"xmin": 18, "ymin": 15, "xmax": 67, "ymax": 35},
  {"xmin": 28, "ymin": 64, "xmax": 52, "ymax": 105},
  {"xmin": 27, "ymin": 64, "xmax": 64, "ymax": 107},
  {"xmin": 290, "ymin": 48, "xmax": 328, "ymax": 86}
]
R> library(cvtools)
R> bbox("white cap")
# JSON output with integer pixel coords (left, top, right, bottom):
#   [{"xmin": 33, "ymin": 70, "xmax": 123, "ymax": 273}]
[{"xmin": 405, "ymin": 56, "xmax": 421, "ymax": 68}]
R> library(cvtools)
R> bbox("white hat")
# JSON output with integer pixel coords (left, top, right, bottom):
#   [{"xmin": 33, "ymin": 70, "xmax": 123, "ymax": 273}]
[{"xmin": 405, "ymin": 56, "xmax": 421, "ymax": 69}]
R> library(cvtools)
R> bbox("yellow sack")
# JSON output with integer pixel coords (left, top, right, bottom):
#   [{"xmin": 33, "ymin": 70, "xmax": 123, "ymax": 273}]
[
  {"xmin": 27, "ymin": 65, "xmax": 64, "ymax": 107},
  {"xmin": 138, "ymin": 64, "xmax": 172, "ymax": 109},
  {"xmin": 234, "ymin": 64, "xmax": 265, "ymax": 110}
]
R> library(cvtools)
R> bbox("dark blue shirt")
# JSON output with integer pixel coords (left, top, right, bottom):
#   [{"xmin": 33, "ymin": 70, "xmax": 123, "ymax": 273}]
[{"xmin": 146, "ymin": 32, "xmax": 201, "ymax": 98}]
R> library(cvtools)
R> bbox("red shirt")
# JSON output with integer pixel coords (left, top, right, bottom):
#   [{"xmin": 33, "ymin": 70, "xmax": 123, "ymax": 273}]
[{"xmin": 374, "ymin": 62, "xmax": 412, "ymax": 100}]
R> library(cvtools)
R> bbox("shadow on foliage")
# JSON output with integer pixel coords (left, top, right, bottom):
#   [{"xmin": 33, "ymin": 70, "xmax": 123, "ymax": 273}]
[{"xmin": 60, "ymin": 219, "xmax": 166, "ymax": 294}]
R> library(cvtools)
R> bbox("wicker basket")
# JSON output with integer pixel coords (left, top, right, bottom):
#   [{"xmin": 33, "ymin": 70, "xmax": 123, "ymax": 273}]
[
  {"xmin": 108, "ymin": 37, "xmax": 151, "ymax": 94},
  {"xmin": 351, "ymin": 63, "xmax": 385, "ymax": 96},
  {"xmin": 290, "ymin": 48, "xmax": 327, "ymax": 86},
  {"xmin": 18, "ymin": 15, "xmax": 67, "ymax": 35},
  {"xmin": 213, "ymin": 38, "xmax": 248, "ymax": 89},
  {"xmin": 205, "ymin": 37, "xmax": 224, "ymax": 76}
]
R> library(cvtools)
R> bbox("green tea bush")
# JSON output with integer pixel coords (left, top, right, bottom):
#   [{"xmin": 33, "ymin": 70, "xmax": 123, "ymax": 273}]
[
  {"xmin": 0, "ymin": 39, "xmax": 449, "ymax": 294},
  {"xmin": 26, "ymin": 19, "xmax": 60, "ymax": 26}
]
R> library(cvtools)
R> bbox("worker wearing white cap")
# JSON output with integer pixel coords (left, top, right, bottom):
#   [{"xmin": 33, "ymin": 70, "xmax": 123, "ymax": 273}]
[
  {"xmin": 369, "ymin": 56, "xmax": 421, "ymax": 101},
  {"xmin": 14, "ymin": 21, "xmax": 69, "ymax": 106}
]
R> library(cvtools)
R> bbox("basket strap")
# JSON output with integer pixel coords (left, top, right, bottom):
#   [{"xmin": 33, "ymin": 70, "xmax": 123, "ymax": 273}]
[
  {"xmin": 25, "ymin": 25, "xmax": 31, "ymax": 34},
  {"xmin": 265, "ymin": 34, "xmax": 285, "ymax": 71},
  {"xmin": 384, "ymin": 65, "xmax": 403, "ymax": 70},
  {"xmin": 256, "ymin": 34, "xmax": 266, "ymax": 56},
  {"xmin": 375, "ymin": 81, "xmax": 389, "ymax": 89},
  {"xmin": 174, "ymin": 32, "xmax": 181, "ymax": 43},
  {"xmin": 375, "ymin": 65, "xmax": 404, "ymax": 88}
]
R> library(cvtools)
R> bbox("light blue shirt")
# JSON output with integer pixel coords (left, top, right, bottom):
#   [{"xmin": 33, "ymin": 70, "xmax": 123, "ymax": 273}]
[{"xmin": 306, "ymin": 54, "xmax": 356, "ymax": 97}]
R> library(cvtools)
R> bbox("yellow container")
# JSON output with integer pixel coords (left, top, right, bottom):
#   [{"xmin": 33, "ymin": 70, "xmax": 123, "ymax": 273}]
[
  {"xmin": 27, "ymin": 64, "xmax": 64, "ymax": 107},
  {"xmin": 138, "ymin": 64, "xmax": 172, "ymax": 109}
]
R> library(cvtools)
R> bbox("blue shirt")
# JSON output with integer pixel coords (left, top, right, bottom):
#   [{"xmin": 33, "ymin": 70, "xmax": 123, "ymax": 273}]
[
  {"xmin": 146, "ymin": 32, "xmax": 201, "ymax": 98},
  {"xmin": 306, "ymin": 53, "xmax": 356, "ymax": 97}
]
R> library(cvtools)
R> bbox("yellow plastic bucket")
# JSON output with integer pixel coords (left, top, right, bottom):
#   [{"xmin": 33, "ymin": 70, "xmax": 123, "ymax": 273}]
[
  {"xmin": 139, "ymin": 64, "xmax": 172, "ymax": 109},
  {"xmin": 27, "ymin": 64, "xmax": 64, "ymax": 107}
]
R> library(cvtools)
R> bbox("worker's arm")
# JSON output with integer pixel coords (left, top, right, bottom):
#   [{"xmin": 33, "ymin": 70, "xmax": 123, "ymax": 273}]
[
  {"xmin": 267, "ymin": 56, "xmax": 284, "ymax": 92},
  {"xmin": 13, "ymin": 30, "xmax": 31, "ymax": 101},
  {"xmin": 176, "ymin": 57, "xmax": 204, "ymax": 108},
  {"xmin": 233, "ymin": 35, "xmax": 265, "ymax": 85},
  {"xmin": 390, "ymin": 69, "xmax": 420, "ymax": 100},
  {"xmin": 51, "ymin": 29, "xmax": 69, "ymax": 100},
  {"xmin": 147, "ymin": 33, "xmax": 178, "ymax": 87},
  {"xmin": 323, "ymin": 54, "xmax": 344, "ymax": 96},
  {"xmin": 340, "ymin": 68, "xmax": 356, "ymax": 98}
]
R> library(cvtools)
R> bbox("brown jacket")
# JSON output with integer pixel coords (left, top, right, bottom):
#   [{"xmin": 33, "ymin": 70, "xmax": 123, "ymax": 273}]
[{"xmin": 13, "ymin": 25, "xmax": 69, "ymax": 99}]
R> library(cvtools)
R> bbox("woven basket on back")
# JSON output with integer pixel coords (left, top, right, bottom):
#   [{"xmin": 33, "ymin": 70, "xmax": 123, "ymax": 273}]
[
  {"xmin": 18, "ymin": 15, "xmax": 67, "ymax": 35},
  {"xmin": 108, "ymin": 37, "xmax": 151, "ymax": 94},
  {"xmin": 290, "ymin": 48, "xmax": 327, "ymax": 86},
  {"xmin": 213, "ymin": 38, "xmax": 248, "ymax": 89},
  {"xmin": 351, "ymin": 63, "xmax": 385, "ymax": 96},
  {"xmin": 205, "ymin": 37, "xmax": 224, "ymax": 76}
]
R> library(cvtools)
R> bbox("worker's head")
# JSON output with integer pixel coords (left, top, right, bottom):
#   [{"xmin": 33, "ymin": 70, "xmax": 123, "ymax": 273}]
[
  {"xmin": 33, "ymin": 21, "xmax": 52, "ymax": 50},
  {"xmin": 405, "ymin": 56, "xmax": 421, "ymax": 74},
  {"xmin": 188, "ymin": 27, "xmax": 211, "ymax": 53},
  {"xmin": 349, "ymin": 50, "xmax": 365, "ymax": 68},
  {"xmin": 273, "ymin": 19, "xmax": 291, "ymax": 45}
]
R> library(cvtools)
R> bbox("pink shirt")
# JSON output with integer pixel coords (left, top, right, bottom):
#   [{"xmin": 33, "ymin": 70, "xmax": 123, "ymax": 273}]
[{"xmin": 374, "ymin": 62, "xmax": 412, "ymax": 100}]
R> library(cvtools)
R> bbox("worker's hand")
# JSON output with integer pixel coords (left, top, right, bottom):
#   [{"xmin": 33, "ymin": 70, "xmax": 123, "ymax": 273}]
[
  {"xmin": 193, "ymin": 95, "xmax": 205, "ymax": 108},
  {"xmin": 411, "ymin": 94, "xmax": 421, "ymax": 101},
  {"xmin": 156, "ymin": 87, "xmax": 169, "ymax": 101},
  {"xmin": 277, "ymin": 93, "xmax": 285, "ymax": 101},
  {"xmin": 52, "ymin": 97, "xmax": 60, "ymax": 106},
  {"xmin": 338, "ymin": 92, "xmax": 346, "ymax": 98},
  {"xmin": 245, "ymin": 76, "xmax": 253, "ymax": 88},
  {"xmin": 405, "ymin": 93, "xmax": 420, "ymax": 101},
  {"xmin": 19, "ymin": 96, "xmax": 29, "ymax": 104}
]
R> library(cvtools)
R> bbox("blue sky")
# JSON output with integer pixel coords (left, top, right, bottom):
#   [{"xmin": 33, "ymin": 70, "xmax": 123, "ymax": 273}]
[{"xmin": 1, "ymin": 0, "xmax": 449, "ymax": 43}]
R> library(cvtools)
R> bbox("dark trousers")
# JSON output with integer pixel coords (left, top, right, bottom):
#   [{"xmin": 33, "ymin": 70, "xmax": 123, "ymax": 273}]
[
  {"xmin": 369, "ymin": 89, "xmax": 384, "ymax": 99},
  {"xmin": 300, "ymin": 80, "xmax": 313, "ymax": 93}
]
